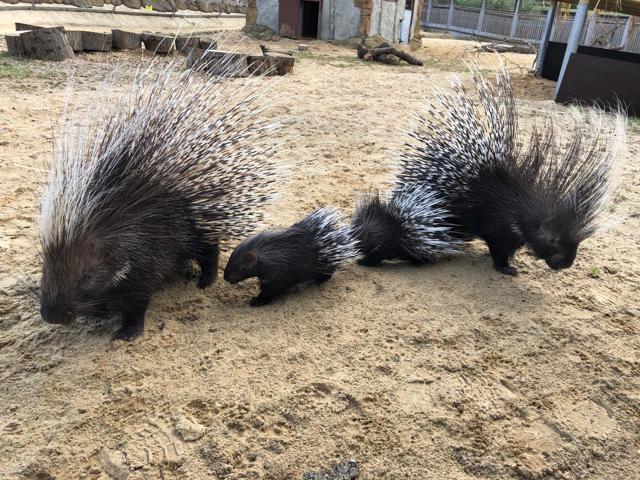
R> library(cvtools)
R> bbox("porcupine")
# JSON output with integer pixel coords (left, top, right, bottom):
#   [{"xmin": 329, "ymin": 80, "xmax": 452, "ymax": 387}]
[
  {"xmin": 38, "ymin": 57, "xmax": 280, "ymax": 340},
  {"xmin": 351, "ymin": 184, "xmax": 459, "ymax": 266},
  {"xmin": 397, "ymin": 65, "xmax": 626, "ymax": 276},
  {"xmin": 224, "ymin": 207, "xmax": 358, "ymax": 306}
]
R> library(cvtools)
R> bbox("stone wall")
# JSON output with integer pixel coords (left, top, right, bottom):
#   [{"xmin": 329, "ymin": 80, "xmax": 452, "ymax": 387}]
[{"xmin": 0, "ymin": 0, "xmax": 248, "ymax": 14}]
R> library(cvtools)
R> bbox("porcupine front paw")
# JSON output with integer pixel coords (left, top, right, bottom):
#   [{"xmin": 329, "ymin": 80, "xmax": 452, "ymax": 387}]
[
  {"xmin": 497, "ymin": 265, "xmax": 519, "ymax": 276},
  {"xmin": 197, "ymin": 269, "xmax": 218, "ymax": 289},
  {"xmin": 112, "ymin": 322, "xmax": 143, "ymax": 341},
  {"xmin": 249, "ymin": 295, "xmax": 272, "ymax": 307}
]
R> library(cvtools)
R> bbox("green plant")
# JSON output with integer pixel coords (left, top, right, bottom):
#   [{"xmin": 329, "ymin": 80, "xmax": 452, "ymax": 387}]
[
  {"xmin": 588, "ymin": 265, "xmax": 601, "ymax": 278},
  {"xmin": 0, "ymin": 59, "xmax": 28, "ymax": 79}
]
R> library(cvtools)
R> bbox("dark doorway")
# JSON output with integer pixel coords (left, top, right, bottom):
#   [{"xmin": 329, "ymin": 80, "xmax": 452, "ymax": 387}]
[{"xmin": 301, "ymin": 0, "xmax": 319, "ymax": 38}]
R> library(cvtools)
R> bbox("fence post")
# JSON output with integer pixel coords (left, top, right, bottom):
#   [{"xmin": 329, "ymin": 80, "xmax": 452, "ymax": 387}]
[
  {"xmin": 477, "ymin": 0, "xmax": 486, "ymax": 32},
  {"xmin": 535, "ymin": 0, "xmax": 558, "ymax": 75},
  {"xmin": 447, "ymin": 0, "xmax": 454, "ymax": 27},
  {"xmin": 620, "ymin": 15, "xmax": 634, "ymax": 50},
  {"xmin": 585, "ymin": 9, "xmax": 598, "ymax": 46},
  {"xmin": 510, "ymin": 0, "xmax": 521, "ymax": 38},
  {"xmin": 425, "ymin": 0, "xmax": 433, "ymax": 26}
]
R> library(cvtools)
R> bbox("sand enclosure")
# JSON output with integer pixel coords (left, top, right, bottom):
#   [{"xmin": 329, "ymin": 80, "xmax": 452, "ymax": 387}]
[{"xmin": 0, "ymin": 15, "xmax": 639, "ymax": 480}]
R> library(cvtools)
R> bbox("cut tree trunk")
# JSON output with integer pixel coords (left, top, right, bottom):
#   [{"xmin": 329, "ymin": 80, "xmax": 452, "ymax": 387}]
[
  {"xmin": 187, "ymin": 49, "xmax": 248, "ymax": 77},
  {"xmin": 265, "ymin": 53, "xmax": 295, "ymax": 75},
  {"xmin": 259, "ymin": 44, "xmax": 294, "ymax": 56},
  {"xmin": 6, "ymin": 33, "xmax": 25, "ymax": 57},
  {"xmin": 65, "ymin": 31, "xmax": 84, "ymax": 52},
  {"xmin": 112, "ymin": 29, "xmax": 141, "ymax": 50},
  {"xmin": 247, "ymin": 55, "xmax": 277, "ymax": 76},
  {"xmin": 141, "ymin": 33, "xmax": 173, "ymax": 54},
  {"xmin": 175, "ymin": 36, "xmax": 200, "ymax": 53},
  {"xmin": 15, "ymin": 23, "xmax": 52, "ymax": 31},
  {"xmin": 20, "ymin": 28, "xmax": 74, "ymax": 61},
  {"xmin": 199, "ymin": 39, "xmax": 218, "ymax": 51},
  {"xmin": 82, "ymin": 31, "xmax": 112, "ymax": 51},
  {"xmin": 356, "ymin": 44, "xmax": 423, "ymax": 66}
]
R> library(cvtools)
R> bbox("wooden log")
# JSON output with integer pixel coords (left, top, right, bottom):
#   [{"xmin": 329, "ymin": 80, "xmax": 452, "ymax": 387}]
[
  {"xmin": 20, "ymin": 28, "xmax": 74, "ymax": 61},
  {"xmin": 175, "ymin": 36, "xmax": 200, "ymax": 54},
  {"xmin": 82, "ymin": 32, "xmax": 112, "ymax": 52},
  {"xmin": 6, "ymin": 33, "xmax": 25, "ymax": 57},
  {"xmin": 112, "ymin": 29, "xmax": 141, "ymax": 50},
  {"xmin": 247, "ymin": 55, "xmax": 277, "ymax": 76},
  {"xmin": 259, "ymin": 43, "xmax": 294, "ymax": 56},
  {"xmin": 141, "ymin": 32, "xmax": 173, "ymax": 54},
  {"xmin": 356, "ymin": 44, "xmax": 423, "ymax": 66},
  {"xmin": 199, "ymin": 39, "xmax": 218, "ymax": 51},
  {"xmin": 265, "ymin": 52, "xmax": 295, "ymax": 75},
  {"xmin": 187, "ymin": 49, "xmax": 248, "ymax": 77},
  {"xmin": 15, "ymin": 23, "xmax": 51, "ymax": 31},
  {"xmin": 65, "ymin": 31, "xmax": 84, "ymax": 52}
]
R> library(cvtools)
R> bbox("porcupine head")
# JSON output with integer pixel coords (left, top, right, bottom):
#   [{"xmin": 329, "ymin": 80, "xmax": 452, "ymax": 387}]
[
  {"xmin": 40, "ymin": 233, "xmax": 128, "ymax": 324},
  {"xmin": 224, "ymin": 237, "xmax": 260, "ymax": 284}
]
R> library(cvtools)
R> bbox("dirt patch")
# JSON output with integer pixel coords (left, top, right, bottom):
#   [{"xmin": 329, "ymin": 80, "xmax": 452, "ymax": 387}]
[{"xmin": 0, "ymin": 29, "xmax": 639, "ymax": 480}]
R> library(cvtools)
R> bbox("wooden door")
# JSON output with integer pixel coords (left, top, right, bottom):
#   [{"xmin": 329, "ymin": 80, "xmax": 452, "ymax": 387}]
[{"xmin": 279, "ymin": 0, "xmax": 300, "ymax": 38}]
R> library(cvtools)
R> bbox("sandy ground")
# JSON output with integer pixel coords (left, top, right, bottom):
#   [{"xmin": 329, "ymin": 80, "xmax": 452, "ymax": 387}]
[
  {"xmin": 1, "ymin": 18, "xmax": 640, "ymax": 480},
  {"xmin": 0, "ymin": 5, "xmax": 244, "ymax": 34}
]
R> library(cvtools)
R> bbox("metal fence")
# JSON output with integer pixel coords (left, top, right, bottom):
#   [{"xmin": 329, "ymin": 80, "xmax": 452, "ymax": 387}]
[{"xmin": 422, "ymin": 1, "xmax": 640, "ymax": 53}]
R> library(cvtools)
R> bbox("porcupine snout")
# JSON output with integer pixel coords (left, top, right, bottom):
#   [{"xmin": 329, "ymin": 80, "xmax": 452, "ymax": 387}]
[
  {"xmin": 40, "ymin": 296, "xmax": 75, "ymax": 324},
  {"xmin": 544, "ymin": 251, "xmax": 576, "ymax": 271}
]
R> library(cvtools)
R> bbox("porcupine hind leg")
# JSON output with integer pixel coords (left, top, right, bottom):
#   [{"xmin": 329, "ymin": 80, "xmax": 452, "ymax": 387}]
[
  {"xmin": 112, "ymin": 294, "xmax": 150, "ymax": 341},
  {"xmin": 486, "ymin": 236, "xmax": 520, "ymax": 277},
  {"xmin": 357, "ymin": 249, "xmax": 387, "ymax": 267},
  {"xmin": 315, "ymin": 272, "xmax": 334, "ymax": 285},
  {"xmin": 196, "ymin": 243, "xmax": 220, "ymax": 289}
]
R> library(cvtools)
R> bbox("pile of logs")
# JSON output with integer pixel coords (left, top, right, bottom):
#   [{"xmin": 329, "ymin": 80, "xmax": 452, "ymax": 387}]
[
  {"xmin": 356, "ymin": 42, "xmax": 424, "ymax": 66},
  {"xmin": 4, "ymin": 23, "xmax": 296, "ymax": 76},
  {"xmin": 186, "ymin": 43, "xmax": 295, "ymax": 77},
  {"xmin": 7, "ymin": 23, "xmax": 119, "ymax": 60}
]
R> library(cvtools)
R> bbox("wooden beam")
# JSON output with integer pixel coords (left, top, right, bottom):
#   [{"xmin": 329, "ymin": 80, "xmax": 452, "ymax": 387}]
[
  {"xmin": 535, "ymin": 0, "xmax": 558, "ymax": 75},
  {"xmin": 556, "ymin": 0, "xmax": 589, "ymax": 96}
]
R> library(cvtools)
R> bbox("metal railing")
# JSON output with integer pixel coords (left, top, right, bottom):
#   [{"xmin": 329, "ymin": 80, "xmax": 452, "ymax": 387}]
[{"xmin": 422, "ymin": 1, "xmax": 640, "ymax": 53}]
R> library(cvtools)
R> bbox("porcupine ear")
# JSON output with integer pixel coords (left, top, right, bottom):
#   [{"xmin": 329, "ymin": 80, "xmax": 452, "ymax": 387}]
[{"xmin": 243, "ymin": 252, "xmax": 258, "ymax": 268}]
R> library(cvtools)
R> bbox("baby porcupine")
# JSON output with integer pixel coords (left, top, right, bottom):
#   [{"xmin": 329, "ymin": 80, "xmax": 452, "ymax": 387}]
[
  {"xmin": 224, "ymin": 208, "xmax": 358, "ymax": 306},
  {"xmin": 398, "ymin": 65, "xmax": 626, "ymax": 275},
  {"xmin": 39, "ymin": 58, "xmax": 280, "ymax": 340},
  {"xmin": 352, "ymin": 184, "xmax": 459, "ymax": 266}
]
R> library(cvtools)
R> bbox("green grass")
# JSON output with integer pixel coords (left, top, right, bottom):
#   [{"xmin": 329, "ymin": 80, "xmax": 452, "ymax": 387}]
[
  {"xmin": 628, "ymin": 116, "xmax": 640, "ymax": 134},
  {"xmin": 588, "ymin": 265, "xmax": 601, "ymax": 279},
  {"xmin": 0, "ymin": 53, "xmax": 30, "ymax": 79}
]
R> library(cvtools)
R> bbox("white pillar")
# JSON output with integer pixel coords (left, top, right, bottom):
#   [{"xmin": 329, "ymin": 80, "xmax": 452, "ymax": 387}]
[
  {"xmin": 447, "ymin": 0, "xmax": 454, "ymax": 27},
  {"xmin": 510, "ymin": 0, "xmax": 521, "ymax": 38},
  {"xmin": 477, "ymin": 0, "xmax": 486, "ymax": 32},
  {"xmin": 535, "ymin": 0, "xmax": 558, "ymax": 75},
  {"xmin": 620, "ymin": 15, "xmax": 634, "ymax": 50},
  {"xmin": 556, "ymin": 0, "xmax": 589, "ymax": 96}
]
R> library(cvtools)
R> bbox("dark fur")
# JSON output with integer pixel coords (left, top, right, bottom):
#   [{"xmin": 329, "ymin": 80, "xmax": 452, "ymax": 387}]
[
  {"xmin": 351, "ymin": 194, "xmax": 425, "ymax": 266},
  {"xmin": 40, "ymin": 187, "xmax": 219, "ymax": 340},
  {"xmin": 398, "ymin": 68, "xmax": 620, "ymax": 276},
  {"xmin": 224, "ymin": 229, "xmax": 334, "ymax": 307},
  {"xmin": 449, "ymin": 163, "xmax": 579, "ymax": 276}
]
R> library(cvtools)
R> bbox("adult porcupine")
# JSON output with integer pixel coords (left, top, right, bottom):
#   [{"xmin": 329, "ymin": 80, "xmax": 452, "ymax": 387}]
[
  {"xmin": 224, "ymin": 207, "xmax": 358, "ymax": 306},
  {"xmin": 351, "ymin": 184, "xmax": 459, "ymax": 266},
  {"xmin": 398, "ymin": 66, "xmax": 625, "ymax": 275},
  {"xmin": 39, "ymin": 58, "xmax": 280, "ymax": 339}
]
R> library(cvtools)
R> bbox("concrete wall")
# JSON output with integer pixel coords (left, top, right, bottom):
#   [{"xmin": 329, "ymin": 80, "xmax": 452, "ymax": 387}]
[
  {"xmin": 255, "ymin": 0, "xmax": 278, "ymax": 31},
  {"xmin": 320, "ymin": 0, "xmax": 361, "ymax": 40},
  {"xmin": 370, "ymin": 0, "xmax": 401, "ymax": 42}
]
